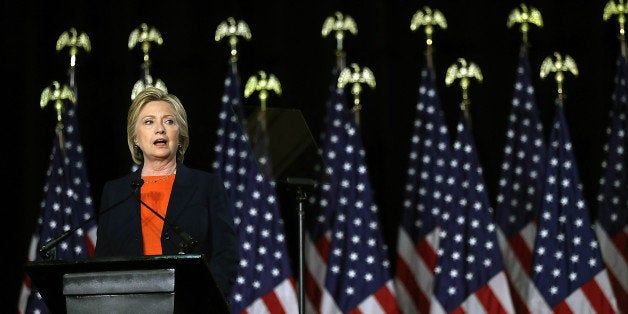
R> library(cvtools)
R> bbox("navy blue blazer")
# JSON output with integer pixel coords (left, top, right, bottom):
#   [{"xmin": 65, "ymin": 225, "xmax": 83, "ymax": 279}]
[{"xmin": 94, "ymin": 163, "xmax": 238, "ymax": 298}]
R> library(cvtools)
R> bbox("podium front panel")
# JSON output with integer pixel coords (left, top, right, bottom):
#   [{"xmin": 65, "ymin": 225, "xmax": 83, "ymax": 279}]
[
  {"xmin": 65, "ymin": 293, "xmax": 174, "ymax": 314},
  {"xmin": 63, "ymin": 269, "xmax": 175, "ymax": 313}
]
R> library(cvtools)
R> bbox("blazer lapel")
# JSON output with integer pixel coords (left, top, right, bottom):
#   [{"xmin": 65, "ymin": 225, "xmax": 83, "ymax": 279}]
[{"xmin": 165, "ymin": 164, "xmax": 196, "ymax": 222}]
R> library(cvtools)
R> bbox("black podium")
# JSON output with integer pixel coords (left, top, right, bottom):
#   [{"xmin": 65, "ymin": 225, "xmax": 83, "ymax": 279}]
[{"xmin": 25, "ymin": 254, "xmax": 229, "ymax": 313}]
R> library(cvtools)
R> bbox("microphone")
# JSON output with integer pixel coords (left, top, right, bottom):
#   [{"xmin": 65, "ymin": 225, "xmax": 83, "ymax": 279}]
[
  {"xmin": 133, "ymin": 178, "xmax": 198, "ymax": 254},
  {"xmin": 38, "ymin": 179, "xmax": 144, "ymax": 260}
]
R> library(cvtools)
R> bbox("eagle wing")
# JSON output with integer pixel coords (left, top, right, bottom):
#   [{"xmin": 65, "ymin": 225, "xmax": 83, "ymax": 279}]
[
  {"xmin": 215, "ymin": 21, "xmax": 229, "ymax": 41},
  {"xmin": 337, "ymin": 66, "xmax": 352, "ymax": 88},
  {"xmin": 244, "ymin": 75, "xmax": 258, "ymax": 98},
  {"xmin": 563, "ymin": 55, "xmax": 579, "ymax": 76},
  {"xmin": 539, "ymin": 56, "xmax": 555, "ymax": 79}
]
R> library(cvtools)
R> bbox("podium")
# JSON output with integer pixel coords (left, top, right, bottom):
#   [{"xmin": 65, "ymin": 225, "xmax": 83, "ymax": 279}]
[{"xmin": 25, "ymin": 254, "xmax": 229, "ymax": 314}]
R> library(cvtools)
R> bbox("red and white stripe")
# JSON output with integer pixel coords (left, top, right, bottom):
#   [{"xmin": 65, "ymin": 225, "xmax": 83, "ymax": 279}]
[
  {"xmin": 496, "ymin": 222, "xmax": 537, "ymax": 313},
  {"xmin": 394, "ymin": 227, "xmax": 440, "ymax": 313},
  {"xmin": 527, "ymin": 270, "xmax": 618, "ymax": 313},
  {"xmin": 241, "ymin": 278, "xmax": 299, "ymax": 314},
  {"xmin": 305, "ymin": 233, "xmax": 398, "ymax": 313},
  {"xmin": 594, "ymin": 223, "xmax": 627, "ymax": 313},
  {"xmin": 305, "ymin": 232, "xmax": 339, "ymax": 314},
  {"xmin": 429, "ymin": 272, "xmax": 515, "ymax": 314},
  {"xmin": 352, "ymin": 280, "xmax": 398, "ymax": 314}
]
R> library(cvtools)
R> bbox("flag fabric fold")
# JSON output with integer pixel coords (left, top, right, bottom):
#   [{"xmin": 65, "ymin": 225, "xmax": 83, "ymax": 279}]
[
  {"xmin": 213, "ymin": 63, "xmax": 299, "ymax": 314},
  {"xmin": 494, "ymin": 50, "xmax": 546, "ymax": 313},
  {"xmin": 305, "ymin": 66, "xmax": 399, "ymax": 313},
  {"xmin": 529, "ymin": 106, "xmax": 618, "ymax": 313},
  {"xmin": 304, "ymin": 66, "xmax": 345, "ymax": 313},
  {"xmin": 595, "ymin": 53, "xmax": 628, "ymax": 314},
  {"xmin": 430, "ymin": 114, "xmax": 515, "ymax": 314},
  {"xmin": 18, "ymin": 95, "xmax": 97, "ymax": 314},
  {"xmin": 394, "ymin": 66, "xmax": 454, "ymax": 314}
]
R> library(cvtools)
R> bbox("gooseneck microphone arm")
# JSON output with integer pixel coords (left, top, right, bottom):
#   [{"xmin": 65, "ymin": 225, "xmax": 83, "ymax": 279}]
[
  {"xmin": 38, "ymin": 179, "xmax": 144, "ymax": 260},
  {"xmin": 133, "ymin": 179, "xmax": 198, "ymax": 254}
]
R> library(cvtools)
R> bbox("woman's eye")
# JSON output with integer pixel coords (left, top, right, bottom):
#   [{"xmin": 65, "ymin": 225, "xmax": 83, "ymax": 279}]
[
  {"xmin": 144, "ymin": 120, "xmax": 153, "ymax": 125},
  {"xmin": 165, "ymin": 119, "xmax": 175, "ymax": 125}
]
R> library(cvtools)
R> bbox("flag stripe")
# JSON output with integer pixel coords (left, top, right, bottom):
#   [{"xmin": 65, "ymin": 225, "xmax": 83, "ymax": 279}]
[
  {"xmin": 395, "ymin": 226, "xmax": 438, "ymax": 313},
  {"xmin": 607, "ymin": 268, "xmax": 628, "ymax": 313},
  {"xmin": 276, "ymin": 278, "xmax": 299, "ymax": 313},
  {"xmin": 396, "ymin": 227, "xmax": 436, "ymax": 313},
  {"xmin": 553, "ymin": 301, "xmax": 574, "ymax": 314},
  {"xmin": 394, "ymin": 257, "xmax": 423, "ymax": 313},
  {"xmin": 460, "ymin": 293, "xmax": 489, "ymax": 314},
  {"xmin": 370, "ymin": 281, "xmax": 398, "ymax": 313},
  {"xmin": 496, "ymin": 227, "xmax": 533, "ymax": 312},
  {"xmin": 595, "ymin": 225, "xmax": 628, "ymax": 293},
  {"xmin": 416, "ymin": 234, "xmax": 439, "ymax": 272},
  {"xmin": 505, "ymin": 272, "xmax": 530, "ymax": 314},
  {"xmin": 564, "ymin": 283, "xmax": 595, "ymax": 313},
  {"xmin": 507, "ymin": 230, "xmax": 534, "ymax": 276},
  {"xmin": 611, "ymin": 229, "xmax": 628, "ymax": 262}
]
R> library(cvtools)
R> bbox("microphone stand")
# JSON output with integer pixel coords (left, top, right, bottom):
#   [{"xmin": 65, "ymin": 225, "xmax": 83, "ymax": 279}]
[{"xmin": 283, "ymin": 177, "xmax": 317, "ymax": 314}]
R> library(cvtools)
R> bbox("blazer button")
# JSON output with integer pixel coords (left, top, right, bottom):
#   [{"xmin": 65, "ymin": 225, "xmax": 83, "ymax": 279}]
[{"xmin": 164, "ymin": 232, "xmax": 170, "ymax": 240}]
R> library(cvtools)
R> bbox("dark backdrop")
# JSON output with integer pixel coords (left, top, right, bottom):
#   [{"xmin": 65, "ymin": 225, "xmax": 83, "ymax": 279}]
[{"xmin": 3, "ymin": 0, "xmax": 617, "ymax": 311}]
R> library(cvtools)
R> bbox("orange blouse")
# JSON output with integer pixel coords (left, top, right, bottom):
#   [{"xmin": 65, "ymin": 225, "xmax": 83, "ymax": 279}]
[{"xmin": 140, "ymin": 175, "xmax": 175, "ymax": 255}]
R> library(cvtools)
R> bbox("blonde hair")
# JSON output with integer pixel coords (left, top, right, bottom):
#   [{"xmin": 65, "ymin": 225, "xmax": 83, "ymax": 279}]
[{"xmin": 127, "ymin": 87, "xmax": 190, "ymax": 165}]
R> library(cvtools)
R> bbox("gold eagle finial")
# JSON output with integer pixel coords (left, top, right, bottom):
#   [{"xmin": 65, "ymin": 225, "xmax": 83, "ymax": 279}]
[
  {"xmin": 337, "ymin": 63, "xmax": 376, "ymax": 126},
  {"xmin": 244, "ymin": 71, "xmax": 282, "ymax": 112},
  {"xmin": 128, "ymin": 23, "xmax": 163, "ymax": 63},
  {"xmin": 410, "ymin": 6, "xmax": 447, "ymax": 47},
  {"xmin": 603, "ymin": 0, "xmax": 628, "ymax": 56},
  {"xmin": 215, "ymin": 17, "xmax": 252, "ymax": 62},
  {"xmin": 507, "ymin": 3, "xmax": 543, "ymax": 47},
  {"xmin": 40, "ymin": 80, "xmax": 75, "ymax": 125},
  {"xmin": 540, "ymin": 52, "xmax": 578, "ymax": 102},
  {"xmin": 322, "ymin": 11, "xmax": 358, "ymax": 52},
  {"xmin": 56, "ymin": 28, "xmax": 91, "ymax": 68},
  {"xmin": 446, "ymin": 58, "xmax": 482, "ymax": 120},
  {"xmin": 40, "ymin": 81, "xmax": 75, "ymax": 154}
]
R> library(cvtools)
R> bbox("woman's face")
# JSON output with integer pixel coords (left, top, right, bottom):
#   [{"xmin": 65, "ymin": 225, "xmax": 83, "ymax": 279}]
[{"xmin": 134, "ymin": 100, "xmax": 179, "ymax": 163}]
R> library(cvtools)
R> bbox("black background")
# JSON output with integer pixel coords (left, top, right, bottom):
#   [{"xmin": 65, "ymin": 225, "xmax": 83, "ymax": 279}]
[{"xmin": 3, "ymin": 0, "xmax": 618, "ymax": 311}]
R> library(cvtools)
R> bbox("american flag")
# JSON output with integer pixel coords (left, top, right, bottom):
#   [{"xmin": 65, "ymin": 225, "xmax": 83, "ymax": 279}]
[
  {"xmin": 528, "ymin": 105, "xmax": 618, "ymax": 313},
  {"xmin": 305, "ymin": 66, "xmax": 398, "ymax": 313},
  {"xmin": 594, "ymin": 53, "xmax": 628, "ymax": 314},
  {"xmin": 394, "ymin": 66, "xmax": 454, "ymax": 314},
  {"xmin": 18, "ymin": 89, "xmax": 97, "ymax": 313},
  {"xmin": 212, "ymin": 62, "xmax": 299, "ymax": 313},
  {"xmin": 494, "ymin": 50, "xmax": 546, "ymax": 313},
  {"xmin": 430, "ymin": 115, "xmax": 515, "ymax": 313}
]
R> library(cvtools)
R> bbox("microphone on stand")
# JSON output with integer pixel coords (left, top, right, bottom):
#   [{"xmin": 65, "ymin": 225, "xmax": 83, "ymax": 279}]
[
  {"xmin": 133, "ymin": 178, "xmax": 198, "ymax": 254},
  {"xmin": 38, "ymin": 179, "xmax": 144, "ymax": 260}
]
